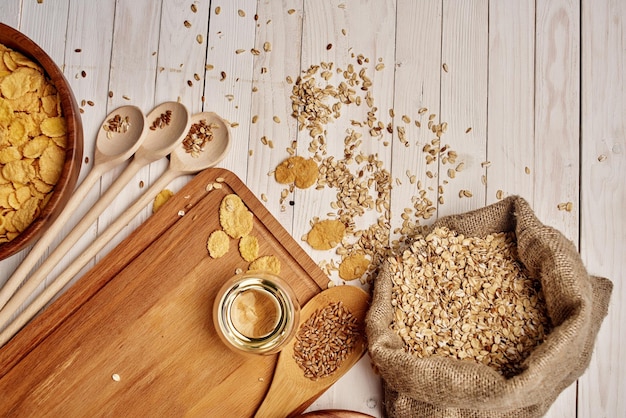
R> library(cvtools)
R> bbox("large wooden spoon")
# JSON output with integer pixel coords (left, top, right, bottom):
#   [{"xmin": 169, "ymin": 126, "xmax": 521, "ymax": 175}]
[
  {"xmin": 0, "ymin": 106, "xmax": 147, "ymax": 312},
  {"xmin": 0, "ymin": 112, "xmax": 230, "ymax": 346},
  {"xmin": 255, "ymin": 285, "xmax": 370, "ymax": 418}
]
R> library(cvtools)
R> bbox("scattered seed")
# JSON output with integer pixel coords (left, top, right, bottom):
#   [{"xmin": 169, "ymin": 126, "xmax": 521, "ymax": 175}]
[
  {"xmin": 238, "ymin": 9, "xmax": 245, "ymax": 17},
  {"xmin": 184, "ymin": 20, "xmax": 191, "ymax": 28},
  {"xmin": 215, "ymin": 6, "xmax": 221, "ymax": 14},
  {"xmin": 525, "ymin": 166, "xmax": 531, "ymax": 175},
  {"xmin": 263, "ymin": 42, "xmax": 271, "ymax": 52},
  {"xmin": 597, "ymin": 154, "xmax": 607, "ymax": 162},
  {"xmin": 287, "ymin": 8, "xmax": 296, "ymax": 15},
  {"xmin": 111, "ymin": 374, "xmax": 121, "ymax": 382},
  {"xmin": 196, "ymin": 34, "xmax": 203, "ymax": 44},
  {"xmin": 191, "ymin": 4, "xmax": 197, "ymax": 13}
]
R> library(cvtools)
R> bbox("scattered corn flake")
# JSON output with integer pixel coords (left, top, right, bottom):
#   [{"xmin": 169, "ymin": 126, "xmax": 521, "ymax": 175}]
[
  {"xmin": 248, "ymin": 255, "xmax": 281, "ymax": 275},
  {"xmin": 274, "ymin": 156, "xmax": 318, "ymax": 189},
  {"xmin": 219, "ymin": 194, "xmax": 253, "ymax": 238},
  {"xmin": 338, "ymin": 252, "xmax": 370, "ymax": 281},
  {"xmin": 239, "ymin": 234, "xmax": 259, "ymax": 262},
  {"xmin": 152, "ymin": 189, "xmax": 174, "ymax": 213},
  {"xmin": 306, "ymin": 219, "xmax": 345, "ymax": 250},
  {"xmin": 207, "ymin": 230, "xmax": 230, "ymax": 258}
]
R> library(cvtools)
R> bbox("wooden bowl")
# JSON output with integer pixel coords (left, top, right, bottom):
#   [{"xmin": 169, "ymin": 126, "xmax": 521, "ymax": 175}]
[{"xmin": 0, "ymin": 23, "xmax": 83, "ymax": 260}]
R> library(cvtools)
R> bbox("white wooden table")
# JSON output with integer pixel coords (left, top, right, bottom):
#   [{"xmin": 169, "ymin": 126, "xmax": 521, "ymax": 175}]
[{"xmin": 1, "ymin": 1, "xmax": 624, "ymax": 416}]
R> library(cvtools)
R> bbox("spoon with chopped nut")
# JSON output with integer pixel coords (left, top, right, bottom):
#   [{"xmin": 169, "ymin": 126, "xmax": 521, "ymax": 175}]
[
  {"xmin": 0, "ymin": 102, "xmax": 191, "ymax": 332},
  {"xmin": 255, "ymin": 285, "xmax": 370, "ymax": 418},
  {"xmin": 0, "ymin": 105, "xmax": 147, "ymax": 313},
  {"xmin": 0, "ymin": 112, "xmax": 231, "ymax": 347}
]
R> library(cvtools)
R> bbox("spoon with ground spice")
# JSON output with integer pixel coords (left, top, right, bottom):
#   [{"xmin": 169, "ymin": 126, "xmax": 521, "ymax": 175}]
[
  {"xmin": 0, "ymin": 112, "xmax": 230, "ymax": 346},
  {"xmin": 255, "ymin": 285, "xmax": 370, "ymax": 418}
]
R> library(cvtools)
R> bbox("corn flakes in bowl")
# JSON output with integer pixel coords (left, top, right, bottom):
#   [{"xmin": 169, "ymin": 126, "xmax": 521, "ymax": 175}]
[{"xmin": 0, "ymin": 23, "xmax": 83, "ymax": 260}]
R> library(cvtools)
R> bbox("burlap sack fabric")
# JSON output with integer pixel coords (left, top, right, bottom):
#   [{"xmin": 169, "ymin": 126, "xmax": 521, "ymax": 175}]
[{"xmin": 366, "ymin": 196, "xmax": 613, "ymax": 417}]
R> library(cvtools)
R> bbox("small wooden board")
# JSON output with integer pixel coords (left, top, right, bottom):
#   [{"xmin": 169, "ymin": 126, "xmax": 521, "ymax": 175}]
[{"xmin": 0, "ymin": 168, "xmax": 329, "ymax": 416}]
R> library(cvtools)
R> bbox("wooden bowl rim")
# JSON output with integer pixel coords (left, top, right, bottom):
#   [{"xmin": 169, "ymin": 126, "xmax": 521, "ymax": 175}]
[{"xmin": 0, "ymin": 23, "xmax": 83, "ymax": 260}]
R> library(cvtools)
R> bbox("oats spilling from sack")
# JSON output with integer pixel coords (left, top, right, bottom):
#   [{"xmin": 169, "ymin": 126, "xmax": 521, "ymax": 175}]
[{"xmin": 278, "ymin": 55, "xmax": 460, "ymax": 284}]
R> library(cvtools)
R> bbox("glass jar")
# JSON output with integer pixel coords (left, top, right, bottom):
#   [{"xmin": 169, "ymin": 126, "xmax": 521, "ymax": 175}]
[{"xmin": 213, "ymin": 272, "xmax": 300, "ymax": 355}]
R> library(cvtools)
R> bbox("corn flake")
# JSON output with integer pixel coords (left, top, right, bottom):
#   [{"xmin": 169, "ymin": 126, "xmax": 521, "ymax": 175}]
[
  {"xmin": 39, "ymin": 144, "xmax": 65, "ymax": 185},
  {"xmin": 219, "ymin": 194, "xmax": 253, "ymax": 239},
  {"xmin": 248, "ymin": 255, "xmax": 281, "ymax": 275},
  {"xmin": 274, "ymin": 156, "xmax": 319, "ymax": 189},
  {"xmin": 239, "ymin": 234, "xmax": 259, "ymax": 262},
  {"xmin": 306, "ymin": 219, "xmax": 345, "ymax": 250},
  {"xmin": 12, "ymin": 196, "xmax": 39, "ymax": 232},
  {"xmin": 0, "ymin": 98, "xmax": 12, "ymax": 127},
  {"xmin": 22, "ymin": 136, "xmax": 49, "ymax": 158},
  {"xmin": 2, "ymin": 160, "xmax": 35, "ymax": 184},
  {"xmin": 40, "ymin": 116, "xmax": 67, "ymax": 137},
  {"xmin": 152, "ymin": 189, "xmax": 174, "ymax": 213},
  {"xmin": 0, "ymin": 146, "xmax": 21, "ymax": 164},
  {"xmin": 338, "ymin": 252, "xmax": 370, "ymax": 281},
  {"xmin": 207, "ymin": 229, "xmax": 230, "ymax": 259}
]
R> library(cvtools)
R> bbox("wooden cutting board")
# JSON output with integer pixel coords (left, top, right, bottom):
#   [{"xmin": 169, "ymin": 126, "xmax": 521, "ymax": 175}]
[{"xmin": 0, "ymin": 168, "xmax": 330, "ymax": 417}]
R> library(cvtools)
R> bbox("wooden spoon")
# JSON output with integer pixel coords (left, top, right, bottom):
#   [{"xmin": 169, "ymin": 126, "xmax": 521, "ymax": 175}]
[
  {"xmin": 255, "ymin": 285, "xmax": 370, "ymax": 418},
  {"xmin": 0, "ymin": 102, "xmax": 190, "ymax": 331},
  {"xmin": 0, "ymin": 106, "xmax": 146, "ymax": 312},
  {"xmin": 297, "ymin": 410, "xmax": 374, "ymax": 418},
  {"xmin": 0, "ymin": 112, "xmax": 230, "ymax": 346}
]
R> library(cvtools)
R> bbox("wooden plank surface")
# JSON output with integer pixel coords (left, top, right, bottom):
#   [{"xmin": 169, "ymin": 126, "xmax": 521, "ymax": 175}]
[
  {"xmin": 0, "ymin": 0, "xmax": 623, "ymax": 416},
  {"xmin": 579, "ymin": 0, "xmax": 626, "ymax": 416},
  {"xmin": 0, "ymin": 168, "xmax": 328, "ymax": 416}
]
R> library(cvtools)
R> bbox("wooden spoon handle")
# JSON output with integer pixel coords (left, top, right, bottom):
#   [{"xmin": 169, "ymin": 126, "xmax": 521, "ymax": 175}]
[
  {"xmin": 0, "ymin": 168, "xmax": 102, "ymax": 312},
  {"xmin": 0, "ymin": 169, "xmax": 180, "ymax": 347},
  {"xmin": 0, "ymin": 158, "xmax": 148, "ymax": 329}
]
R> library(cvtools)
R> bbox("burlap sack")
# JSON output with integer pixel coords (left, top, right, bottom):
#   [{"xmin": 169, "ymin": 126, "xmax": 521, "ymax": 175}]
[{"xmin": 366, "ymin": 196, "xmax": 613, "ymax": 417}]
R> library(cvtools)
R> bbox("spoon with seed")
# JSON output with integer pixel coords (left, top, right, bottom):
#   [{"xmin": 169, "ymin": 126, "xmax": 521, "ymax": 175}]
[
  {"xmin": 0, "ymin": 112, "xmax": 230, "ymax": 346},
  {"xmin": 255, "ymin": 285, "xmax": 370, "ymax": 418},
  {"xmin": 0, "ymin": 105, "xmax": 146, "ymax": 312},
  {"xmin": 0, "ymin": 101, "xmax": 190, "ymax": 326}
]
